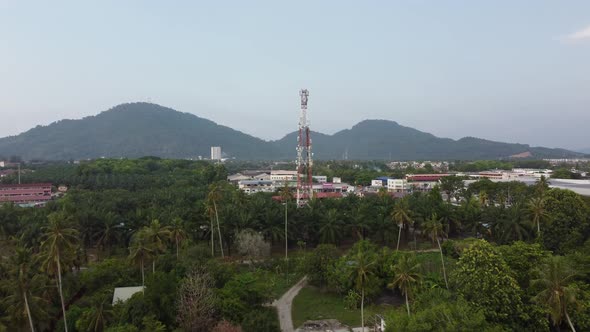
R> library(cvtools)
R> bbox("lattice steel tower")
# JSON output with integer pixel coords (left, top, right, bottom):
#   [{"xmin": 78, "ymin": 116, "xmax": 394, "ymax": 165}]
[{"xmin": 296, "ymin": 89, "xmax": 313, "ymax": 206}]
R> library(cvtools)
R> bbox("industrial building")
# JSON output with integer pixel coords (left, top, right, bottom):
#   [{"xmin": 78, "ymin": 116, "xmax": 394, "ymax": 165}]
[{"xmin": 0, "ymin": 183, "xmax": 52, "ymax": 206}]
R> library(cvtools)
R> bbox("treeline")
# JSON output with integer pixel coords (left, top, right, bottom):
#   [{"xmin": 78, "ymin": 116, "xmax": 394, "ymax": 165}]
[{"xmin": 1, "ymin": 158, "xmax": 590, "ymax": 331}]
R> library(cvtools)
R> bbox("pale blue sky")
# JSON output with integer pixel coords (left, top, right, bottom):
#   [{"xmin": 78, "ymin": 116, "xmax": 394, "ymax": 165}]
[{"xmin": 1, "ymin": 1, "xmax": 589, "ymax": 150}]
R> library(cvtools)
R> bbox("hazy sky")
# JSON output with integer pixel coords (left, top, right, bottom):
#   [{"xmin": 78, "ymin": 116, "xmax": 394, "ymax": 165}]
[{"xmin": 1, "ymin": 1, "xmax": 589, "ymax": 150}]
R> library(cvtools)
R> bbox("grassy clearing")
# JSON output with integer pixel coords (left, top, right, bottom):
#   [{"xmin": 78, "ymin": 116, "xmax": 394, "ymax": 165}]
[{"xmin": 292, "ymin": 286, "xmax": 392, "ymax": 328}]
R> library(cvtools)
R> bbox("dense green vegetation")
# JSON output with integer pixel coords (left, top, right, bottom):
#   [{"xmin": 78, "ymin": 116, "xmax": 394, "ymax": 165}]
[
  {"xmin": 0, "ymin": 102, "xmax": 585, "ymax": 161},
  {"xmin": 1, "ymin": 158, "xmax": 590, "ymax": 331}
]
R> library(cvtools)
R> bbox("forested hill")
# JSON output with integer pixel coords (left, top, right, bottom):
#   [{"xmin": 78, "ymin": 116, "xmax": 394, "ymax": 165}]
[
  {"xmin": 0, "ymin": 103, "xmax": 280, "ymax": 160},
  {"xmin": 270, "ymin": 120, "xmax": 584, "ymax": 160},
  {"xmin": 0, "ymin": 103, "xmax": 584, "ymax": 160}
]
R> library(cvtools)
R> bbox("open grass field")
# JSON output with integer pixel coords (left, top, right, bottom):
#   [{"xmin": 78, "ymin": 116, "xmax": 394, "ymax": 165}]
[{"xmin": 292, "ymin": 286, "xmax": 394, "ymax": 328}]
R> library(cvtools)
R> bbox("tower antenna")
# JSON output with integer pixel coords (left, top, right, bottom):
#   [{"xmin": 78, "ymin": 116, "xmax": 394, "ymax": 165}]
[{"xmin": 296, "ymin": 89, "xmax": 313, "ymax": 206}]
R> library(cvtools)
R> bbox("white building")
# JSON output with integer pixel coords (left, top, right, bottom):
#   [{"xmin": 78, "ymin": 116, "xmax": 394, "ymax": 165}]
[
  {"xmin": 333, "ymin": 177, "xmax": 342, "ymax": 184},
  {"xmin": 371, "ymin": 180, "xmax": 383, "ymax": 187},
  {"xmin": 238, "ymin": 180, "xmax": 274, "ymax": 194},
  {"xmin": 313, "ymin": 175, "xmax": 328, "ymax": 183},
  {"xmin": 270, "ymin": 170, "xmax": 298, "ymax": 183},
  {"xmin": 387, "ymin": 179, "xmax": 408, "ymax": 192},
  {"xmin": 210, "ymin": 146, "xmax": 222, "ymax": 160}
]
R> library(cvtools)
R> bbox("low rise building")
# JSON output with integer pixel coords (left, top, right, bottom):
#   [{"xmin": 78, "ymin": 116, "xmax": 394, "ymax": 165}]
[
  {"xmin": 270, "ymin": 170, "xmax": 298, "ymax": 183},
  {"xmin": 371, "ymin": 179, "xmax": 384, "ymax": 187},
  {"xmin": 387, "ymin": 178, "xmax": 408, "ymax": 192},
  {"xmin": 0, "ymin": 183, "xmax": 52, "ymax": 206},
  {"xmin": 313, "ymin": 175, "xmax": 328, "ymax": 183},
  {"xmin": 238, "ymin": 180, "xmax": 274, "ymax": 194}
]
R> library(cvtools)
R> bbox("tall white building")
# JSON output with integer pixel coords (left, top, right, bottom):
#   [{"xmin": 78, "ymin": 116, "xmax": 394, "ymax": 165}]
[{"xmin": 210, "ymin": 146, "xmax": 222, "ymax": 160}]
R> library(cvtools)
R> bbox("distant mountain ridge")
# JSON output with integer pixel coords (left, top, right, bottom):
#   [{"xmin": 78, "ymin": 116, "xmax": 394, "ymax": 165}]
[{"xmin": 0, "ymin": 102, "xmax": 584, "ymax": 161}]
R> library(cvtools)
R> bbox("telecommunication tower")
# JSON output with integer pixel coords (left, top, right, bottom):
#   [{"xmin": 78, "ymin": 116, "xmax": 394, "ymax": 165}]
[{"xmin": 296, "ymin": 89, "xmax": 313, "ymax": 206}]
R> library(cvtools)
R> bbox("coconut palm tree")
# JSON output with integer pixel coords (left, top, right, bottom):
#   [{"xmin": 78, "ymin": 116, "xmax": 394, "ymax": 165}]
[
  {"xmin": 1, "ymin": 246, "xmax": 49, "ymax": 332},
  {"xmin": 206, "ymin": 183, "xmax": 224, "ymax": 258},
  {"xmin": 140, "ymin": 220, "xmax": 170, "ymax": 273},
  {"xmin": 391, "ymin": 198, "xmax": 413, "ymax": 251},
  {"xmin": 532, "ymin": 256, "xmax": 578, "ymax": 331},
  {"xmin": 40, "ymin": 212, "xmax": 79, "ymax": 332},
  {"xmin": 422, "ymin": 214, "xmax": 449, "ymax": 289},
  {"xmin": 348, "ymin": 247, "xmax": 376, "ymax": 331},
  {"xmin": 169, "ymin": 217, "xmax": 187, "ymax": 259},
  {"xmin": 527, "ymin": 196, "xmax": 550, "ymax": 237},
  {"xmin": 389, "ymin": 253, "xmax": 421, "ymax": 315},
  {"xmin": 128, "ymin": 231, "xmax": 154, "ymax": 288},
  {"xmin": 76, "ymin": 291, "xmax": 113, "ymax": 332},
  {"xmin": 535, "ymin": 175, "xmax": 549, "ymax": 198}
]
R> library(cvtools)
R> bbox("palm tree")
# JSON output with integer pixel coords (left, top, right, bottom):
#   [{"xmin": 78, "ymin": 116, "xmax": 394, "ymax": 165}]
[
  {"xmin": 319, "ymin": 209, "xmax": 344, "ymax": 244},
  {"xmin": 348, "ymin": 245, "xmax": 376, "ymax": 331},
  {"xmin": 527, "ymin": 196, "xmax": 549, "ymax": 237},
  {"xmin": 494, "ymin": 204, "xmax": 531, "ymax": 243},
  {"xmin": 422, "ymin": 214, "xmax": 448, "ymax": 289},
  {"xmin": 40, "ymin": 212, "xmax": 79, "ymax": 332},
  {"xmin": 169, "ymin": 217, "xmax": 188, "ymax": 259},
  {"xmin": 1, "ymin": 246, "xmax": 49, "ymax": 332},
  {"xmin": 206, "ymin": 183, "xmax": 224, "ymax": 258},
  {"xmin": 77, "ymin": 292, "xmax": 113, "ymax": 332},
  {"xmin": 391, "ymin": 198, "xmax": 413, "ymax": 251},
  {"xmin": 535, "ymin": 175, "xmax": 549, "ymax": 198},
  {"xmin": 128, "ymin": 231, "xmax": 154, "ymax": 288},
  {"xmin": 93, "ymin": 212, "xmax": 122, "ymax": 260},
  {"xmin": 141, "ymin": 220, "xmax": 170, "ymax": 273},
  {"xmin": 533, "ymin": 256, "xmax": 578, "ymax": 331},
  {"xmin": 389, "ymin": 254, "xmax": 421, "ymax": 315},
  {"xmin": 280, "ymin": 182, "xmax": 292, "ymax": 260}
]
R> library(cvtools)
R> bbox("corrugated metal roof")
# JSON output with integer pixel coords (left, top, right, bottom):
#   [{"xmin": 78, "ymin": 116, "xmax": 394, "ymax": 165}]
[{"xmin": 112, "ymin": 286, "xmax": 145, "ymax": 305}]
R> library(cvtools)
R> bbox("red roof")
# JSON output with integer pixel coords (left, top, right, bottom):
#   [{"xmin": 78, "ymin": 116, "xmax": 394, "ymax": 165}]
[
  {"xmin": 0, "ymin": 183, "xmax": 52, "ymax": 188},
  {"xmin": 406, "ymin": 174, "xmax": 451, "ymax": 182}
]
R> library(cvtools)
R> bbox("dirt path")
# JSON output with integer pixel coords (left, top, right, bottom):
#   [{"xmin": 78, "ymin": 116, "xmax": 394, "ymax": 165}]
[{"xmin": 272, "ymin": 276, "xmax": 308, "ymax": 332}]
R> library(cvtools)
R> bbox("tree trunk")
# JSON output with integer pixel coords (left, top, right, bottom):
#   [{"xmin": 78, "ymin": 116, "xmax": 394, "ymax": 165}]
[
  {"xmin": 536, "ymin": 217, "xmax": 541, "ymax": 237},
  {"xmin": 152, "ymin": 260, "xmax": 155, "ymax": 274},
  {"xmin": 210, "ymin": 218, "xmax": 214, "ymax": 257},
  {"xmin": 396, "ymin": 225, "xmax": 403, "ymax": 251},
  {"xmin": 24, "ymin": 291, "xmax": 35, "ymax": 332},
  {"xmin": 141, "ymin": 258, "xmax": 145, "ymax": 288},
  {"xmin": 56, "ymin": 251, "xmax": 69, "ymax": 332},
  {"xmin": 176, "ymin": 236, "xmax": 179, "ymax": 259},
  {"xmin": 437, "ymin": 237, "xmax": 449, "ymax": 289},
  {"xmin": 213, "ymin": 201, "xmax": 224, "ymax": 258},
  {"xmin": 405, "ymin": 292, "xmax": 410, "ymax": 316},
  {"xmin": 285, "ymin": 203, "xmax": 288, "ymax": 260},
  {"xmin": 361, "ymin": 287, "xmax": 365, "ymax": 331},
  {"xmin": 565, "ymin": 310, "xmax": 576, "ymax": 332}
]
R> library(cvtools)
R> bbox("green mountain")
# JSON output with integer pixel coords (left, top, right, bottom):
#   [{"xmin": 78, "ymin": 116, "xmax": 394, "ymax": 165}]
[
  {"xmin": 0, "ymin": 103, "xmax": 279, "ymax": 160},
  {"xmin": 0, "ymin": 103, "xmax": 583, "ymax": 161},
  {"xmin": 271, "ymin": 120, "xmax": 582, "ymax": 160}
]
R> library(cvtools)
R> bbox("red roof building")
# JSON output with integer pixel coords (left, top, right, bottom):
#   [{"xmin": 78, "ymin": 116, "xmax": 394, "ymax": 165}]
[
  {"xmin": 0, "ymin": 183, "xmax": 52, "ymax": 205},
  {"xmin": 406, "ymin": 174, "xmax": 452, "ymax": 182}
]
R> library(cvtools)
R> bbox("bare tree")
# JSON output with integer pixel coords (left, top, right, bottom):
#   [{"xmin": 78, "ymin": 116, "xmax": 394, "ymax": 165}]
[
  {"xmin": 176, "ymin": 269, "xmax": 216, "ymax": 332},
  {"xmin": 235, "ymin": 229, "xmax": 270, "ymax": 262}
]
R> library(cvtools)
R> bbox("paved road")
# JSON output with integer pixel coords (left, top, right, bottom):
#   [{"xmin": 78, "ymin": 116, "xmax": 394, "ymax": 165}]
[{"xmin": 272, "ymin": 276, "xmax": 308, "ymax": 332}]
